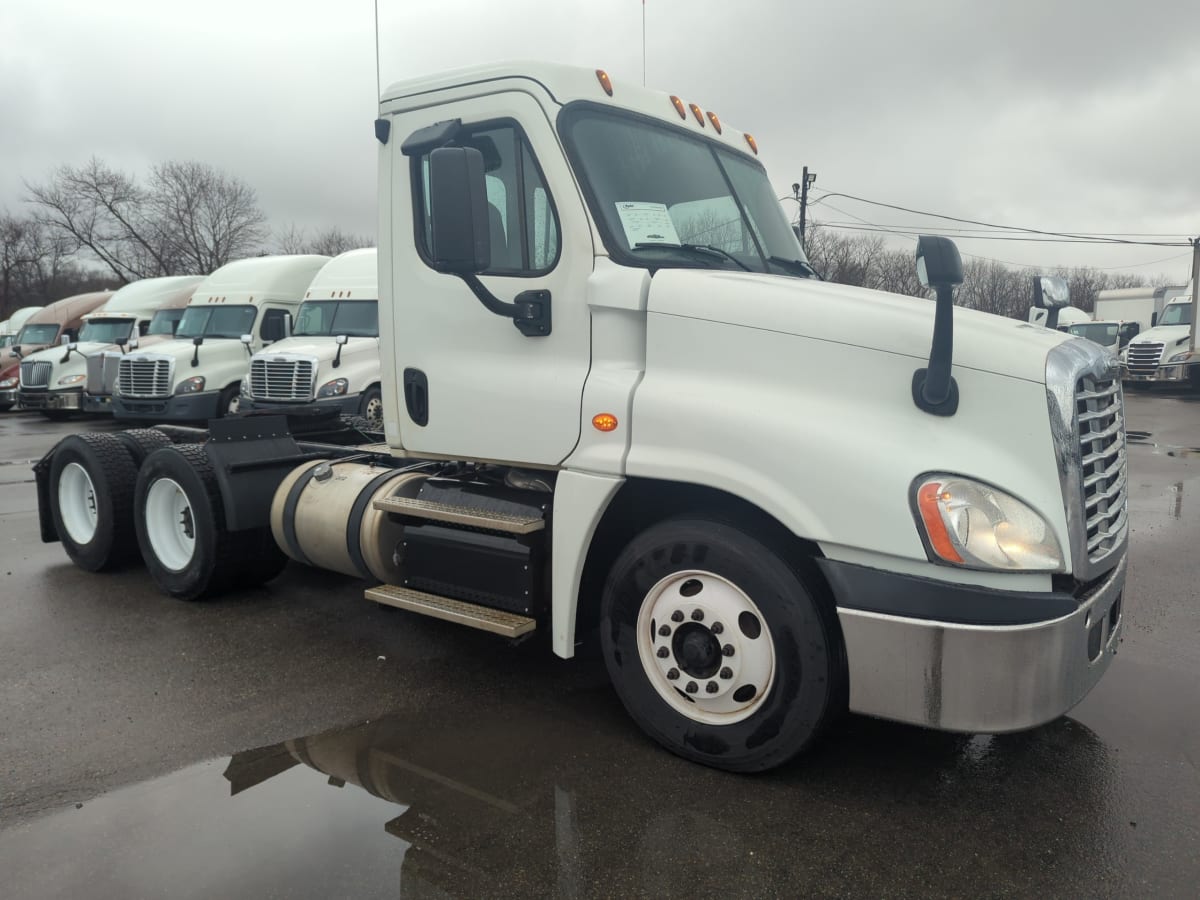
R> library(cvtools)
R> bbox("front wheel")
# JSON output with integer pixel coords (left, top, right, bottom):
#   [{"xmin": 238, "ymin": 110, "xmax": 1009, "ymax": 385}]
[
  {"xmin": 217, "ymin": 383, "xmax": 241, "ymax": 417},
  {"xmin": 359, "ymin": 386, "xmax": 383, "ymax": 429},
  {"xmin": 600, "ymin": 517, "xmax": 842, "ymax": 772}
]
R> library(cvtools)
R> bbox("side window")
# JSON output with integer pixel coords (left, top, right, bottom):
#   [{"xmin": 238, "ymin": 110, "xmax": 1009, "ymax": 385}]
[
  {"xmin": 414, "ymin": 121, "xmax": 561, "ymax": 275},
  {"xmin": 260, "ymin": 309, "xmax": 288, "ymax": 343}
]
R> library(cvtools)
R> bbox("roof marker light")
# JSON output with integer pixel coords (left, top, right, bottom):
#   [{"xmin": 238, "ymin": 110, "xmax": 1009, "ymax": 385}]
[
  {"xmin": 706, "ymin": 111, "xmax": 722, "ymax": 133},
  {"xmin": 689, "ymin": 103, "xmax": 705, "ymax": 126},
  {"xmin": 744, "ymin": 133, "xmax": 758, "ymax": 155},
  {"xmin": 596, "ymin": 69, "xmax": 613, "ymax": 96},
  {"xmin": 669, "ymin": 95, "xmax": 687, "ymax": 119}
]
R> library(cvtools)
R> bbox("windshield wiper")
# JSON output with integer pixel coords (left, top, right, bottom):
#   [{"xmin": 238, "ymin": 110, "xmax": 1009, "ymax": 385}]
[
  {"xmin": 767, "ymin": 255, "xmax": 821, "ymax": 279},
  {"xmin": 633, "ymin": 242, "xmax": 753, "ymax": 272}
]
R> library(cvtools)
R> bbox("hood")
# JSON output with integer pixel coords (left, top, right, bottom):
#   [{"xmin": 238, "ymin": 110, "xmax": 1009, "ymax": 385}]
[
  {"xmin": 253, "ymin": 336, "xmax": 378, "ymax": 362},
  {"xmin": 127, "ymin": 338, "xmax": 251, "ymax": 366},
  {"xmin": 1127, "ymin": 323, "xmax": 1191, "ymax": 347},
  {"xmin": 647, "ymin": 270, "xmax": 1069, "ymax": 384}
]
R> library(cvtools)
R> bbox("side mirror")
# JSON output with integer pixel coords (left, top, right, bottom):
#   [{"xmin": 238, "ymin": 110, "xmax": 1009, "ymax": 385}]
[
  {"xmin": 428, "ymin": 146, "xmax": 491, "ymax": 274},
  {"xmin": 1032, "ymin": 275, "xmax": 1070, "ymax": 329},
  {"xmin": 333, "ymin": 333, "xmax": 348, "ymax": 368},
  {"xmin": 128, "ymin": 337, "xmax": 139, "ymax": 351},
  {"xmin": 68, "ymin": 342, "xmax": 78, "ymax": 351},
  {"xmin": 335, "ymin": 334, "xmax": 348, "ymax": 346},
  {"xmin": 11, "ymin": 345, "xmax": 20, "ymax": 358},
  {"xmin": 912, "ymin": 236, "xmax": 963, "ymax": 416},
  {"xmin": 1151, "ymin": 312, "xmax": 1158, "ymax": 327},
  {"xmin": 915, "ymin": 236, "xmax": 964, "ymax": 289},
  {"xmin": 240, "ymin": 334, "xmax": 253, "ymax": 346},
  {"xmin": 284, "ymin": 312, "xmax": 293, "ymax": 338}
]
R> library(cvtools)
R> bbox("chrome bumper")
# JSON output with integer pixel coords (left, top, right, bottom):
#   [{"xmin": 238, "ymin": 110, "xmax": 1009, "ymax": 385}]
[
  {"xmin": 19, "ymin": 389, "xmax": 82, "ymax": 411},
  {"xmin": 0, "ymin": 388, "xmax": 16, "ymax": 406},
  {"xmin": 836, "ymin": 555, "xmax": 1125, "ymax": 733},
  {"xmin": 1122, "ymin": 363, "xmax": 1195, "ymax": 383}
]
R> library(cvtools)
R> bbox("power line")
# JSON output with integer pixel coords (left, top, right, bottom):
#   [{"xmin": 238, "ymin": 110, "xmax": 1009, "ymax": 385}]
[{"xmin": 813, "ymin": 221, "xmax": 1185, "ymax": 246}]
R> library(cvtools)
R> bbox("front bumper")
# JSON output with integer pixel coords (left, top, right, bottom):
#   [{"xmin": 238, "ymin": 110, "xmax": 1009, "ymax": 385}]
[
  {"xmin": 82, "ymin": 393, "xmax": 114, "ymax": 413},
  {"xmin": 822, "ymin": 555, "xmax": 1126, "ymax": 733},
  {"xmin": 240, "ymin": 393, "xmax": 362, "ymax": 416},
  {"xmin": 1122, "ymin": 361, "xmax": 1196, "ymax": 383},
  {"xmin": 18, "ymin": 388, "xmax": 82, "ymax": 411},
  {"xmin": 112, "ymin": 390, "xmax": 222, "ymax": 422},
  {"xmin": 0, "ymin": 387, "xmax": 17, "ymax": 408}
]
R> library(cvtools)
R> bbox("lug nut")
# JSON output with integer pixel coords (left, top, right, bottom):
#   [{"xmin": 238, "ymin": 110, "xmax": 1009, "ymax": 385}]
[
  {"xmin": 667, "ymin": 668, "xmax": 679, "ymax": 680},
  {"xmin": 722, "ymin": 644, "xmax": 735, "ymax": 657},
  {"xmin": 656, "ymin": 647, "xmax": 669, "ymax": 659},
  {"xmin": 658, "ymin": 625, "xmax": 671, "ymax": 637},
  {"xmin": 711, "ymin": 622, "xmax": 724, "ymax": 635},
  {"xmin": 685, "ymin": 681, "xmax": 698, "ymax": 694},
  {"xmin": 691, "ymin": 609, "xmax": 704, "ymax": 621},
  {"xmin": 706, "ymin": 681, "xmax": 719, "ymax": 693},
  {"xmin": 720, "ymin": 667, "xmax": 733, "ymax": 680},
  {"xmin": 671, "ymin": 610, "xmax": 684, "ymax": 623}
]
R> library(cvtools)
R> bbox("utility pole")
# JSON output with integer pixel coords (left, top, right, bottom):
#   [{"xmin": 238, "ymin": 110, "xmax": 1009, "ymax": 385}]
[
  {"xmin": 798, "ymin": 167, "xmax": 816, "ymax": 244},
  {"xmin": 1190, "ymin": 236, "xmax": 1199, "ymax": 353}
]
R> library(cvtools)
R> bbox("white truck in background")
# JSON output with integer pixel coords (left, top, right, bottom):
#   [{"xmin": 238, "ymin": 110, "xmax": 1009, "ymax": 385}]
[
  {"xmin": 112, "ymin": 256, "xmax": 329, "ymax": 421},
  {"xmin": 241, "ymin": 248, "xmax": 383, "ymax": 427},
  {"xmin": 1094, "ymin": 284, "xmax": 1189, "ymax": 333},
  {"xmin": 33, "ymin": 63, "xmax": 1127, "ymax": 772},
  {"xmin": 17, "ymin": 276, "xmax": 203, "ymax": 418},
  {"xmin": 0, "ymin": 306, "xmax": 44, "ymax": 349},
  {"xmin": 1028, "ymin": 305, "xmax": 1090, "ymax": 330},
  {"xmin": 1122, "ymin": 291, "xmax": 1198, "ymax": 387}
]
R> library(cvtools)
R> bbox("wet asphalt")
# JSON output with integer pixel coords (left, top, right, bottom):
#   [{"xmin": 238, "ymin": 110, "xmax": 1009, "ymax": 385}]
[{"xmin": 0, "ymin": 393, "xmax": 1197, "ymax": 898}]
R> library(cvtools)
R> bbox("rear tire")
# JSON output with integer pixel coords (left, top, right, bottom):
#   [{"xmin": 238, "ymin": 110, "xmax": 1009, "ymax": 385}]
[
  {"xmin": 134, "ymin": 444, "xmax": 285, "ymax": 600},
  {"xmin": 48, "ymin": 433, "xmax": 140, "ymax": 571},
  {"xmin": 116, "ymin": 428, "xmax": 173, "ymax": 465},
  {"xmin": 600, "ymin": 517, "xmax": 841, "ymax": 773}
]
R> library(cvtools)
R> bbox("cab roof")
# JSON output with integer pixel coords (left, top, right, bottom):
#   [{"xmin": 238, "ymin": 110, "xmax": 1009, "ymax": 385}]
[
  {"xmin": 304, "ymin": 248, "xmax": 377, "ymax": 300},
  {"xmin": 189, "ymin": 255, "xmax": 330, "ymax": 307},
  {"xmin": 97, "ymin": 275, "xmax": 205, "ymax": 317},
  {"xmin": 25, "ymin": 292, "xmax": 113, "ymax": 325}
]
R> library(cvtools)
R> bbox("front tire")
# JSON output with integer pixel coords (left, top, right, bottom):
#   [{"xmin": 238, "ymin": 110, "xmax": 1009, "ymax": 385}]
[
  {"xmin": 217, "ymin": 383, "xmax": 241, "ymax": 417},
  {"xmin": 600, "ymin": 517, "xmax": 841, "ymax": 773},
  {"xmin": 360, "ymin": 386, "xmax": 383, "ymax": 429}
]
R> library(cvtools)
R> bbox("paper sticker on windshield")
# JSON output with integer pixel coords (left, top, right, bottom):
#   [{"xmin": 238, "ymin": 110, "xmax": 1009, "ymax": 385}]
[{"xmin": 614, "ymin": 202, "xmax": 681, "ymax": 247}]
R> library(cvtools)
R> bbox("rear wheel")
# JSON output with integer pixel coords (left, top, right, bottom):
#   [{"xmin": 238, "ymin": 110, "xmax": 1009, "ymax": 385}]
[
  {"xmin": 134, "ymin": 444, "xmax": 285, "ymax": 600},
  {"xmin": 115, "ymin": 428, "xmax": 173, "ymax": 465},
  {"xmin": 48, "ymin": 433, "xmax": 140, "ymax": 571},
  {"xmin": 360, "ymin": 387, "xmax": 383, "ymax": 429},
  {"xmin": 600, "ymin": 517, "xmax": 842, "ymax": 772}
]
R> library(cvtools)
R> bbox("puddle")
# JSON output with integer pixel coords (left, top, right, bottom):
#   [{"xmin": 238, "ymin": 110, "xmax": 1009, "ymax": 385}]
[
  {"xmin": 1125, "ymin": 430, "xmax": 1153, "ymax": 443},
  {"xmin": 2, "ymin": 700, "xmax": 1184, "ymax": 898}
]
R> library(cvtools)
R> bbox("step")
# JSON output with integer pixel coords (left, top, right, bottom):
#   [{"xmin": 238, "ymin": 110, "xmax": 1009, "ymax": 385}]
[
  {"xmin": 365, "ymin": 585, "xmax": 536, "ymax": 638},
  {"xmin": 371, "ymin": 496, "xmax": 545, "ymax": 534}
]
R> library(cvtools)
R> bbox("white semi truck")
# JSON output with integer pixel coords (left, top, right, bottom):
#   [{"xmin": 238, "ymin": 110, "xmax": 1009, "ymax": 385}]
[
  {"xmin": 241, "ymin": 248, "xmax": 383, "ymax": 427},
  {"xmin": 111, "ymin": 256, "xmax": 329, "ymax": 422},
  {"xmin": 1121, "ymin": 292, "xmax": 1197, "ymax": 387},
  {"xmin": 16, "ymin": 276, "xmax": 203, "ymax": 418},
  {"xmin": 1094, "ymin": 284, "xmax": 1189, "ymax": 333},
  {"xmin": 0, "ymin": 306, "xmax": 44, "ymax": 349},
  {"xmin": 33, "ymin": 64, "xmax": 1127, "ymax": 772}
]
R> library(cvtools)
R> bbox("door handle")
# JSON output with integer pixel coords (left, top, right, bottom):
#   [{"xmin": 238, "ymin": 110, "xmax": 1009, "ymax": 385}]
[{"xmin": 403, "ymin": 368, "xmax": 429, "ymax": 426}]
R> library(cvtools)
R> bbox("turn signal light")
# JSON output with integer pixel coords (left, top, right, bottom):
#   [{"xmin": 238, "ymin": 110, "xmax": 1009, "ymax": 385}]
[
  {"xmin": 689, "ymin": 103, "xmax": 705, "ymax": 126},
  {"xmin": 669, "ymin": 95, "xmax": 687, "ymax": 119},
  {"xmin": 916, "ymin": 482, "xmax": 964, "ymax": 564},
  {"xmin": 592, "ymin": 413, "xmax": 618, "ymax": 432},
  {"xmin": 706, "ymin": 111, "xmax": 722, "ymax": 133},
  {"xmin": 596, "ymin": 69, "xmax": 613, "ymax": 96},
  {"xmin": 744, "ymin": 133, "xmax": 758, "ymax": 154}
]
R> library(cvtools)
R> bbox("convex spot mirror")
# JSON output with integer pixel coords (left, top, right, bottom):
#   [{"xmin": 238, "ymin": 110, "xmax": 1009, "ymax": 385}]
[
  {"xmin": 239, "ymin": 334, "xmax": 252, "ymax": 345},
  {"xmin": 68, "ymin": 342, "xmax": 78, "ymax": 351},
  {"xmin": 335, "ymin": 334, "xmax": 348, "ymax": 346},
  {"xmin": 915, "ymin": 235, "xmax": 964, "ymax": 289},
  {"xmin": 1033, "ymin": 275, "xmax": 1070, "ymax": 309},
  {"xmin": 428, "ymin": 146, "xmax": 492, "ymax": 275},
  {"xmin": 59, "ymin": 334, "xmax": 70, "ymax": 346}
]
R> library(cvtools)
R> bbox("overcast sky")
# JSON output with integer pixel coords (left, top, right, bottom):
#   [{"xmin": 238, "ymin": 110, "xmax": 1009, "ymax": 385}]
[{"xmin": 2, "ymin": 0, "xmax": 1197, "ymax": 282}]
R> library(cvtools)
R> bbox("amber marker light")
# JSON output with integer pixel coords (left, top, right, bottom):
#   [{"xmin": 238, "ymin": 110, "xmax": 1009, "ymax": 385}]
[
  {"xmin": 592, "ymin": 413, "xmax": 619, "ymax": 432},
  {"xmin": 596, "ymin": 69, "xmax": 613, "ymax": 96},
  {"xmin": 744, "ymin": 133, "xmax": 759, "ymax": 154},
  {"xmin": 689, "ymin": 103, "xmax": 705, "ymax": 126},
  {"xmin": 706, "ymin": 111, "xmax": 722, "ymax": 133},
  {"xmin": 669, "ymin": 95, "xmax": 687, "ymax": 119},
  {"xmin": 916, "ymin": 481, "xmax": 964, "ymax": 564}
]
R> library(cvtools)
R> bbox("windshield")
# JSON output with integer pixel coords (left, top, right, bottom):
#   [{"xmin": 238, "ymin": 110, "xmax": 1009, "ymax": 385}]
[
  {"xmin": 292, "ymin": 300, "xmax": 379, "ymax": 337},
  {"xmin": 147, "ymin": 309, "xmax": 184, "ymax": 336},
  {"xmin": 16, "ymin": 323, "xmax": 60, "ymax": 346},
  {"xmin": 0, "ymin": 334, "xmax": 13, "ymax": 349},
  {"xmin": 1067, "ymin": 323, "xmax": 1119, "ymax": 346},
  {"xmin": 176, "ymin": 305, "xmax": 257, "ymax": 339},
  {"xmin": 1158, "ymin": 303, "xmax": 1193, "ymax": 327},
  {"xmin": 77, "ymin": 318, "xmax": 135, "ymax": 344},
  {"xmin": 561, "ymin": 107, "xmax": 812, "ymax": 277}
]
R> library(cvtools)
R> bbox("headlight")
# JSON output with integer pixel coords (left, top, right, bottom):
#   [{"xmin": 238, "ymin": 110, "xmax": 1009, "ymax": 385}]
[
  {"xmin": 0, "ymin": 377, "xmax": 16, "ymax": 388},
  {"xmin": 1166, "ymin": 349, "xmax": 1193, "ymax": 363},
  {"xmin": 57, "ymin": 373, "xmax": 86, "ymax": 386},
  {"xmin": 175, "ymin": 376, "xmax": 206, "ymax": 395},
  {"xmin": 912, "ymin": 475, "xmax": 1065, "ymax": 572},
  {"xmin": 317, "ymin": 378, "xmax": 348, "ymax": 398}
]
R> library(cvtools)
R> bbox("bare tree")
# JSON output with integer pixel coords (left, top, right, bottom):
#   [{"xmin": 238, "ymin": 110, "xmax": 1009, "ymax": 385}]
[
  {"xmin": 1, "ymin": 209, "xmax": 116, "ymax": 316},
  {"xmin": 274, "ymin": 223, "xmax": 374, "ymax": 257}
]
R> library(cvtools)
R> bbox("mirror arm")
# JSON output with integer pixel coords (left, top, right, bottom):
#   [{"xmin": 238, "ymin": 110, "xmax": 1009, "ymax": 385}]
[
  {"xmin": 460, "ymin": 275, "xmax": 552, "ymax": 337},
  {"xmin": 1045, "ymin": 308, "xmax": 1061, "ymax": 330},
  {"xmin": 333, "ymin": 341, "xmax": 344, "ymax": 369},
  {"xmin": 912, "ymin": 284, "xmax": 959, "ymax": 416},
  {"xmin": 60, "ymin": 347, "xmax": 73, "ymax": 364}
]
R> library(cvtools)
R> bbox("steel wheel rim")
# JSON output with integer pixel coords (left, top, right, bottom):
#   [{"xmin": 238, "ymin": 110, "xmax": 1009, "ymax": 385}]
[
  {"xmin": 636, "ymin": 570, "xmax": 776, "ymax": 725},
  {"xmin": 225, "ymin": 392, "xmax": 240, "ymax": 415},
  {"xmin": 144, "ymin": 477, "xmax": 196, "ymax": 572},
  {"xmin": 58, "ymin": 462, "xmax": 98, "ymax": 545},
  {"xmin": 364, "ymin": 395, "xmax": 383, "ymax": 428}
]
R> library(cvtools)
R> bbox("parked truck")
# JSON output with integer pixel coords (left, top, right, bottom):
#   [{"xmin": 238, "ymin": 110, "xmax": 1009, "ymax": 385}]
[
  {"xmin": 1121, "ymin": 292, "xmax": 1197, "ymax": 387},
  {"xmin": 111, "ymin": 256, "xmax": 329, "ymax": 422},
  {"xmin": 33, "ymin": 63, "xmax": 1127, "ymax": 772},
  {"xmin": 17, "ymin": 276, "xmax": 203, "ymax": 418},
  {"xmin": 0, "ymin": 292, "xmax": 112, "ymax": 412},
  {"xmin": 0, "ymin": 306, "xmax": 44, "ymax": 349},
  {"xmin": 240, "ymin": 248, "xmax": 383, "ymax": 427},
  {"xmin": 1094, "ymin": 284, "xmax": 1189, "ymax": 334}
]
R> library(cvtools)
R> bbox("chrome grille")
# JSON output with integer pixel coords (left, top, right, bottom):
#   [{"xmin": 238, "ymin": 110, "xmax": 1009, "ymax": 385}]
[
  {"xmin": 117, "ymin": 357, "xmax": 172, "ymax": 399},
  {"xmin": 19, "ymin": 360, "xmax": 52, "ymax": 389},
  {"xmin": 1125, "ymin": 342, "xmax": 1163, "ymax": 376},
  {"xmin": 1075, "ymin": 374, "xmax": 1127, "ymax": 562},
  {"xmin": 249, "ymin": 357, "xmax": 316, "ymax": 402}
]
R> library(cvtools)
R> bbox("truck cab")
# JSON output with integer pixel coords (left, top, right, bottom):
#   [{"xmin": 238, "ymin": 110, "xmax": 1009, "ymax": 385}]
[
  {"xmin": 0, "ymin": 292, "xmax": 112, "ymax": 412},
  {"xmin": 112, "ymin": 256, "xmax": 329, "ymax": 421},
  {"xmin": 1066, "ymin": 320, "xmax": 1139, "ymax": 356},
  {"xmin": 1121, "ymin": 296, "xmax": 1197, "ymax": 387},
  {"xmin": 17, "ymin": 276, "xmax": 203, "ymax": 417},
  {"xmin": 0, "ymin": 306, "xmax": 44, "ymax": 350},
  {"xmin": 240, "ymin": 248, "xmax": 382, "ymax": 426}
]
